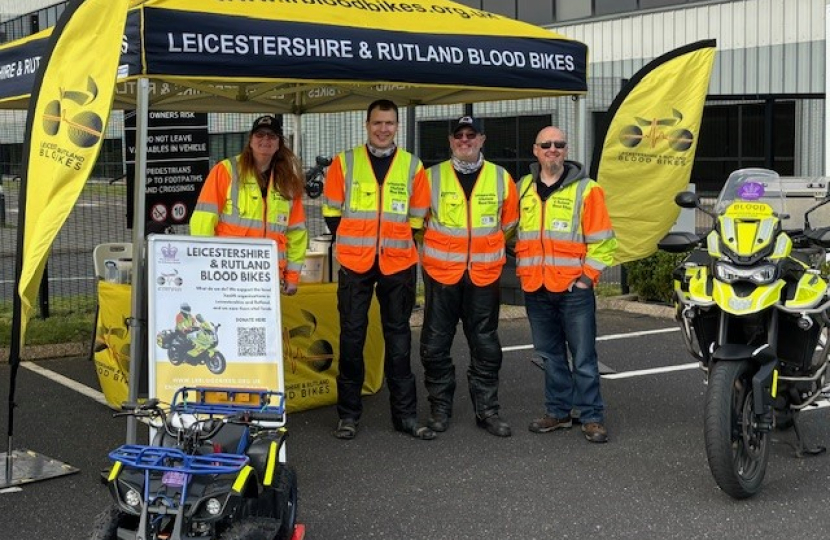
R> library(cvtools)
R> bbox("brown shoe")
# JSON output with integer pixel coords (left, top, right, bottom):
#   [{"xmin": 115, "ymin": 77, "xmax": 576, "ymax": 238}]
[
  {"xmin": 528, "ymin": 415, "xmax": 572, "ymax": 433},
  {"xmin": 581, "ymin": 422, "xmax": 608, "ymax": 443}
]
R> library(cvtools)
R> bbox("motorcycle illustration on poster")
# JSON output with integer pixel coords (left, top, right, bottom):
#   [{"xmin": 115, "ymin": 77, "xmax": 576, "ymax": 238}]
[{"xmin": 147, "ymin": 235, "xmax": 282, "ymax": 405}]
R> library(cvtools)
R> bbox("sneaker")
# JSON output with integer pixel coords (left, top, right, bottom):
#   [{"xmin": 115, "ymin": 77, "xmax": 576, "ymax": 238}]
[
  {"xmin": 528, "ymin": 415, "xmax": 572, "ymax": 433},
  {"xmin": 581, "ymin": 422, "xmax": 608, "ymax": 443}
]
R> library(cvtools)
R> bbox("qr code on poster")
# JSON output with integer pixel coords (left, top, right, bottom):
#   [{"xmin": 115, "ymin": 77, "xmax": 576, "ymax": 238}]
[{"xmin": 237, "ymin": 326, "xmax": 266, "ymax": 357}]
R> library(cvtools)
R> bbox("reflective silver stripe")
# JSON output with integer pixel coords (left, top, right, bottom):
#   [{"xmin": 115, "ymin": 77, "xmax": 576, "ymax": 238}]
[
  {"xmin": 342, "ymin": 150, "xmax": 358, "ymax": 217},
  {"xmin": 471, "ymin": 226, "xmax": 500, "ymax": 237},
  {"xmin": 585, "ymin": 257, "xmax": 607, "ymax": 271},
  {"xmin": 502, "ymin": 218, "xmax": 518, "ymax": 232},
  {"xmin": 429, "ymin": 221, "xmax": 467, "ymax": 237},
  {"xmin": 345, "ymin": 211, "xmax": 376, "ymax": 220},
  {"xmin": 544, "ymin": 256, "xmax": 582, "ymax": 267},
  {"xmin": 584, "ymin": 229, "xmax": 615, "ymax": 242},
  {"xmin": 470, "ymin": 250, "xmax": 504, "ymax": 263},
  {"xmin": 286, "ymin": 262, "xmax": 304, "ymax": 272},
  {"xmin": 569, "ymin": 180, "xmax": 590, "ymax": 241},
  {"xmin": 321, "ymin": 195, "xmax": 340, "ymax": 209},
  {"xmin": 195, "ymin": 201, "xmax": 219, "ymax": 213},
  {"xmin": 218, "ymin": 213, "xmax": 263, "ymax": 229},
  {"xmin": 410, "ymin": 205, "xmax": 428, "ymax": 218},
  {"xmin": 516, "ymin": 255, "xmax": 543, "ymax": 268},
  {"xmin": 381, "ymin": 211, "xmax": 408, "ymax": 223},
  {"xmin": 496, "ymin": 166, "xmax": 504, "ymax": 205},
  {"xmin": 267, "ymin": 223, "xmax": 287, "ymax": 234},
  {"xmin": 407, "ymin": 156, "xmax": 419, "ymax": 192},
  {"xmin": 381, "ymin": 238, "xmax": 411, "ymax": 249},
  {"xmin": 547, "ymin": 230, "xmax": 585, "ymax": 243},
  {"xmin": 287, "ymin": 222, "xmax": 306, "ymax": 232},
  {"xmin": 424, "ymin": 245, "xmax": 467, "ymax": 262},
  {"xmin": 428, "ymin": 164, "xmax": 442, "ymax": 213},
  {"xmin": 517, "ymin": 230, "xmax": 540, "ymax": 241},
  {"xmin": 337, "ymin": 234, "xmax": 375, "ymax": 248}
]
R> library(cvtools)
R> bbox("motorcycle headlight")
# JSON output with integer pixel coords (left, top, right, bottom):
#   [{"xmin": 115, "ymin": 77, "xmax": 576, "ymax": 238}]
[
  {"xmin": 124, "ymin": 488, "xmax": 141, "ymax": 508},
  {"xmin": 714, "ymin": 262, "xmax": 777, "ymax": 284}
]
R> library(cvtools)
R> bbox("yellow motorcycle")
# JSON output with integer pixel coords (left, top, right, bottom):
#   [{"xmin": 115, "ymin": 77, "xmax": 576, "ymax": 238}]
[{"xmin": 658, "ymin": 168, "xmax": 830, "ymax": 498}]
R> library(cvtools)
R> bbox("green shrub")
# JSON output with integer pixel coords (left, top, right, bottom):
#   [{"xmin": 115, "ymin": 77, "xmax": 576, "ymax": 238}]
[{"xmin": 624, "ymin": 251, "xmax": 686, "ymax": 304}]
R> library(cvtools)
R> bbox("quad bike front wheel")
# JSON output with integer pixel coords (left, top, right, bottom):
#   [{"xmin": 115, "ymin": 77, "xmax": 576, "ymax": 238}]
[
  {"xmin": 217, "ymin": 517, "xmax": 276, "ymax": 540},
  {"xmin": 704, "ymin": 360, "xmax": 770, "ymax": 499},
  {"xmin": 89, "ymin": 505, "xmax": 138, "ymax": 540},
  {"xmin": 276, "ymin": 464, "xmax": 299, "ymax": 540}
]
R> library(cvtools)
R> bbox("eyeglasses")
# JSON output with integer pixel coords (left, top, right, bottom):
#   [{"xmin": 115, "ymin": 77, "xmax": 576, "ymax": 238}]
[
  {"xmin": 535, "ymin": 140, "xmax": 567, "ymax": 149},
  {"xmin": 253, "ymin": 131, "xmax": 278, "ymax": 140},
  {"xmin": 453, "ymin": 132, "xmax": 478, "ymax": 140}
]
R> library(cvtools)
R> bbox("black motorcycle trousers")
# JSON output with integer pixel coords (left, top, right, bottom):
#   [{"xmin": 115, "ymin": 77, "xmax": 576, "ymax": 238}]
[
  {"xmin": 419, "ymin": 271, "xmax": 504, "ymax": 420},
  {"xmin": 335, "ymin": 262, "xmax": 418, "ymax": 426}
]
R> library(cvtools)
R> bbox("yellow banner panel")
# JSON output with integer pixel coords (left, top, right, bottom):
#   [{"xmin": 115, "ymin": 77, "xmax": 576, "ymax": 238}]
[
  {"xmin": 594, "ymin": 41, "xmax": 716, "ymax": 264},
  {"xmin": 18, "ymin": 0, "xmax": 129, "ymax": 342}
]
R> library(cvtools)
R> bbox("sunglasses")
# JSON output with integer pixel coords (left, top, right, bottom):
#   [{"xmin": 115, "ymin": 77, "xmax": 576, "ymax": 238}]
[
  {"xmin": 253, "ymin": 131, "xmax": 278, "ymax": 140},
  {"xmin": 453, "ymin": 132, "xmax": 478, "ymax": 140},
  {"xmin": 535, "ymin": 140, "xmax": 567, "ymax": 149}
]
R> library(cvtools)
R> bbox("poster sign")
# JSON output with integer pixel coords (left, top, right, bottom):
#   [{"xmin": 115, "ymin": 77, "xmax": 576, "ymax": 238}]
[
  {"xmin": 147, "ymin": 235, "xmax": 282, "ymax": 405},
  {"xmin": 125, "ymin": 110, "xmax": 210, "ymax": 229}
]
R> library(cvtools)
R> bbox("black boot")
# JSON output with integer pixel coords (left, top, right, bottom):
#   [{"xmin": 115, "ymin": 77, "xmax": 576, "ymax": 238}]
[{"xmin": 476, "ymin": 414, "xmax": 511, "ymax": 438}]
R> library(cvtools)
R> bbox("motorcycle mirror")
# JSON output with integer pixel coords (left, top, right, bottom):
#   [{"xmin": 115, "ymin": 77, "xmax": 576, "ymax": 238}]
[
  {"xmin": 674, "ymin": 191, "xmax": 699, "ymax": 209},
  {"xmin": 657, "ymin": 231, "xmax": 702, "ymax": 253},
  {"xmin": 316, "ymin": 155, "xmax": 332, "ymax": 167}
]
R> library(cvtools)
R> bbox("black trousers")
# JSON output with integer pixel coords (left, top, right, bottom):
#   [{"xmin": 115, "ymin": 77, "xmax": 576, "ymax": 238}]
[
  {"xmin": 335, "ymin": 262, "xmax": 418, "ymax": 426},
  {"xmin": 419, "ymin": 271, "xmax": 503, "ymax": 420}
]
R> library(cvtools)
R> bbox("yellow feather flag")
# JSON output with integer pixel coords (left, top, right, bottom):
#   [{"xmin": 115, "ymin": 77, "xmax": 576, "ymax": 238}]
[
  {"xmin": 16, "ymin": 0, "xmax": 129, "ymax": 343},
  {"xmin": 590, "ymin": 40, "xmax": 716, "ymax": 264}
]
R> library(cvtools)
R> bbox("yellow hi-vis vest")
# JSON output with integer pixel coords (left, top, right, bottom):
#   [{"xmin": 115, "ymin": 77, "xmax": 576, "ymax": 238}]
[
  {"xmin": 190, "ymin": 157, "xmax": 307, "ymax": 283},
  {"xmin": 323, "ymin": 147, "xmax": 422, "ymax": 274},
  {"xmin": 422, "ymin": 161, "xmax": 515, "ymax": 286},
  {"xmin": 514, "ymin": 174, "xmax": 617, "ymax": 293}
]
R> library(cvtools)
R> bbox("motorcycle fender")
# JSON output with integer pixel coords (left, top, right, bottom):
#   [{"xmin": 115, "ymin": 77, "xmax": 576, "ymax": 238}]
[
  {"xmin": 785, "ymin": 273, "xmax": 828, "ymax": 309},
  {"xmin": 752, "ymin": 360, "xmax": 779, "ymax": 428},
  {"xmin": 232, "ymin": 465, "xmax": 257, "ymax": 496}
]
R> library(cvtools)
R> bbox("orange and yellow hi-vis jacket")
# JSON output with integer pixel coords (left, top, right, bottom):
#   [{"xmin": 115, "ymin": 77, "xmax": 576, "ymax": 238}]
[
  {"xmin": 515, "ymin": 161, "xmax": 617, "ymax": 293},
  {"xmin": 190, "ymin": 156, "xmax": 307, "ymax": 285},
  {"xmin": 422, "ymin": 160, "xmax": 519, "ymax": 286},
  {"xmin": 321, "ymin": 146, "xmax": 429, "ymax": 275}
]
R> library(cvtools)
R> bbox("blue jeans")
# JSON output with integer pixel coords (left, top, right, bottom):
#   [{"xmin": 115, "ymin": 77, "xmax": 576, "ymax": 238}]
[{"xmin": 524, "ymin": 286, "xmax": 604, "ymax": 424}]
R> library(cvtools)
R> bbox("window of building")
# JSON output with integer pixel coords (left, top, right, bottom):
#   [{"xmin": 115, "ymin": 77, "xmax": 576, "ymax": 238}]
[
  {"xmin": 517, "ymin": 0, "xmax": 554, "ymax": 25},
  {"xmin": 692, "ymin": 101, "xmax": 795, "ymax": 194},
  {"xmin": 418, "ymin": 115, "xmax": 551, "ymax": 180},
  {"xmin": 482, "ymin": 0, "xmax": 516, "ymax": 17},
  {"xmin": 554, "ymin": 0, "xmax": 591, "ymax": 22},
  {"xmin": 595, "ymin": 0, "xmax": 639, "ymax": 16}
]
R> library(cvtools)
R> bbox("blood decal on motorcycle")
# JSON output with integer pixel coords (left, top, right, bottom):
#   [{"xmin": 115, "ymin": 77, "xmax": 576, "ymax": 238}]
[{"xmin": 736, "ymin": 181, "xmax": 764, "ymax": 200}]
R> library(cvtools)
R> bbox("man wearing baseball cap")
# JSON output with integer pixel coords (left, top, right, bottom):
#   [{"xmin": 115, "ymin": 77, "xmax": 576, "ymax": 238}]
[{"xmin": 419, "ymin": 115, "xmax": 519, "ymax": 437}]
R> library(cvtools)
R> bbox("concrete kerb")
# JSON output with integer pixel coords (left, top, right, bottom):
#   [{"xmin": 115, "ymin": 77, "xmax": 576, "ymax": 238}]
[{"xmin": 1, "ymin": 295, "xmax": 674, "ymax": 363}]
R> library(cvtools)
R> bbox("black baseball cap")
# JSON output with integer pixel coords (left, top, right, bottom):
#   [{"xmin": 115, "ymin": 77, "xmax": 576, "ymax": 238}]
[
  {"xmin": 451, "ymin": 115, "xmax": 483, "ymax": 135},
  {"xmin": 250, "ymin": 115, "xmax": 282, "ymax": 136}
]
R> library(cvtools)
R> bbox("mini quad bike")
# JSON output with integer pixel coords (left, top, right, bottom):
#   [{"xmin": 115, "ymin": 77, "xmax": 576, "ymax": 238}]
[{"xmin": 91, "ymin": 386, "xmax": 301, "ymax": 540}]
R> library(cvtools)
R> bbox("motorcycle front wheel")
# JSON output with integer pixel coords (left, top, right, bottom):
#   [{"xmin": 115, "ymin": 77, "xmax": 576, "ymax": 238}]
[
  {"xmin": 207, "ymin": 351, "xmax": 226, "ymax": 374},
  {"xmin": 704, "ymin": 360, "xmax": 770, "ymax": 499}
]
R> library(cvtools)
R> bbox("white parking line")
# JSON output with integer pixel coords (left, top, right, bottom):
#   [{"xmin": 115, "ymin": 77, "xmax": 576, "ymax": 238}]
[
  {"xmin": 21, "ymin": 361, "xmax": 109, "ymax": 407},
  {"xmin": 502, "ymin": 327, "xmax": 679, "ymax": 353}
]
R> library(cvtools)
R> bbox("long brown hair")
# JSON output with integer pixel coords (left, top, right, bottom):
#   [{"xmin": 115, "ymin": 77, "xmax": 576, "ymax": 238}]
[{"xmin": 237, "ymin": 133, "xmax": 305, "ymax": 200}]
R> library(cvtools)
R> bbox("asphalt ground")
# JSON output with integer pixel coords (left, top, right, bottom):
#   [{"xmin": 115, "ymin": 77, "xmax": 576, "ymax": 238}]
[{"xmin": 2, "ymin": 310, "xmax": 830, "ymax": 539}]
